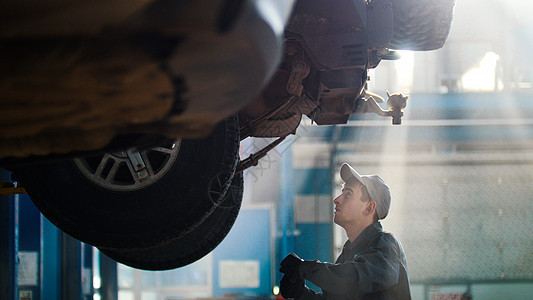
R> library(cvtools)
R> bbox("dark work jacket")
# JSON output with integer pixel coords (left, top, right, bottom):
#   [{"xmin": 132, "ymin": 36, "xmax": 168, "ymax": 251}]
[{"xmin": 297, "ymin": 222, "xmax": 411, "ymax": 300}]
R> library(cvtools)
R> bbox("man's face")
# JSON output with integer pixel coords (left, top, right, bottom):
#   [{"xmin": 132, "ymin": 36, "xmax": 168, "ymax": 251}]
[{"xmin": 333, "ymin": 181, "xmax": 368, "ymax": 227}]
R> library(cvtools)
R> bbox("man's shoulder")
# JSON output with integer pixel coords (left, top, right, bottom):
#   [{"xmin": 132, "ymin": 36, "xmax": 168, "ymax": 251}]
[
  {"xmin": 373, "ymin": 229, "xmax": 404, "ymax": 251},
  {"xmin": 355, "ymin": 223, "xmax": 403, "ymax": 253},
  {"xmin": 367, "ymin": 223, "xmax": 396, "ymax": 243}
]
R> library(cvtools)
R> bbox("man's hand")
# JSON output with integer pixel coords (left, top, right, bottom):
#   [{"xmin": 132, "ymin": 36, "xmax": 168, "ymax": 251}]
[
  {"xmin": 280, "ymin": 273, "xmax": 304, "ymax": 299},
  {"xmin": 279, "ymin": 253, "xmax": 303, "ymax": 279}
]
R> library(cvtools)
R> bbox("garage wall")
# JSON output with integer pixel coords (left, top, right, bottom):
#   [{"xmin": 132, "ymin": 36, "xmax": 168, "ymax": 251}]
[{"xmin": 212, "ymin": 206, "xmax": 274, "ymax": 298}]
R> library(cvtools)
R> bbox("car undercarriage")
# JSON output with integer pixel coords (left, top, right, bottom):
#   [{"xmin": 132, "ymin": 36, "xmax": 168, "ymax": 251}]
[{"xmin": 0, "ymin": 0, "xmax": 455, "ymax": 270}]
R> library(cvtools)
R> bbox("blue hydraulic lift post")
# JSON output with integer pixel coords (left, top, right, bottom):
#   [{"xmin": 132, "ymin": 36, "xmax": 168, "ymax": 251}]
[
  {"xmin": 42, "ymin": 217, "xmax": 61, "ymax": 300},
  {"xmin": 0, "ymin": 170, "xmax": 17, "ymax": 300},
  {"xmin": 279, "ymin": 136, "xmax": 295, "ymax": 283},
  {"xmin": 62, "ymin": 232, "xmax": 82, "ymax": 300},
  {"xmin": 18, "ymin": 193, "xmax": 42, "ymax": 300},
  {"xmin": 82, "ymin": 243, "xmax": 94, "ymax": 300},
  {"xmin": 99, "ymin": 252, "xmax": 118, "ymax": 300}
]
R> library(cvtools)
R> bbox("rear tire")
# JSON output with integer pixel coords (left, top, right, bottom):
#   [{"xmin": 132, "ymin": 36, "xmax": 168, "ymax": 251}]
[
  {"xmin": 388, "ymin": 0, "xmax": 455, "ymax": 51},
  {"xmin": 15, "ymin": 116, "xmax": 240, "ymax": 250}
]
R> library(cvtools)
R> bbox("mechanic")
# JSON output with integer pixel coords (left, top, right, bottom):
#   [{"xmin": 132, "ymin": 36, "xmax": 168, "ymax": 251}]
[{"xmin": 279, "ymin": 163, "xmax": 411, "ymax": 299}]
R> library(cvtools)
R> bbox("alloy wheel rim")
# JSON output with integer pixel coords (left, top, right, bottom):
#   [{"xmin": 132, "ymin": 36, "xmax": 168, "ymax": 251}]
[{"xmin": 73, "ymin": 140, "xmax": 181, "ymax": 191}]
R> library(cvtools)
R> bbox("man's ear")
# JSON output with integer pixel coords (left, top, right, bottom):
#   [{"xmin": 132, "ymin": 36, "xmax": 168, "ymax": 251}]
[{"xmin": 364, "ymin": 201, "xmax": 376, "ymax": 215}]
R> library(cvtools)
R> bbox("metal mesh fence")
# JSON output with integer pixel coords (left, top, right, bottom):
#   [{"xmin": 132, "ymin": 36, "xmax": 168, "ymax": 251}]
[{"xmin": 344, "ymin": 156, "xmax": 533, "ymax": 282}]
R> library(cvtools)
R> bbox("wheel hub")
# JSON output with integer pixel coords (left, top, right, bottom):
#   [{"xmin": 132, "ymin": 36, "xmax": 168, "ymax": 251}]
[{"xmin": 73, "ymin": 140, "xmax": 181, "ymax": 191}]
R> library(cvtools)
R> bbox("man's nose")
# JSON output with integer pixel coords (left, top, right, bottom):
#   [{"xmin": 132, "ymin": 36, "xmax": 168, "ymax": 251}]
[{"xmin": 333, "ymin": 195, "xmax": 340, "ymax": 204}]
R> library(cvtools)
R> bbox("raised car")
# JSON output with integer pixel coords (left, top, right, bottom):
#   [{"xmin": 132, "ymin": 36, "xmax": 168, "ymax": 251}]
[{"xmin": 1, "ymin": 0, "xmax": 455, "ymax": 270}]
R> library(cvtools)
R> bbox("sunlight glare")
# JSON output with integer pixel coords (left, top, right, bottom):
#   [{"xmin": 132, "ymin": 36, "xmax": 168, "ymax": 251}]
[
  {"xmin": 461, "ymin": 51, "xmax": 504, "ymax": 92},
  {"xmin": 395, "ymin": 50, "xmax": 415, "ymax": 92},
  {"xmin": 378, "ymin": 108, "xmax": 410, "ymax": 237}
]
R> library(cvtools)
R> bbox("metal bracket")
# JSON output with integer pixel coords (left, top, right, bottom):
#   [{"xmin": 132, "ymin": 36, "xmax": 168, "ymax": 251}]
[
  {"xmin": 0, "ymin": 182, "xmax": 26, "ymax": 195},
  {"xmin": 285, "ymin": 42, "xmax": 311, "ymax": 97},
  {"xmin": 240, "ymin": 44, "xmax": 312, "ymax": 138},
  {"xmin": 236, "ymin": 136, "xmax": 287, "ymax": 173},
  {"xmin": 286, "ymin": 59, "xmax": 310, "ymax": 97}
]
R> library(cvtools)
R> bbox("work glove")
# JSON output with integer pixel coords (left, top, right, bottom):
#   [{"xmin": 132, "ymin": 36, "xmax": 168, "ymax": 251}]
[
  {"xmin": 280, "ymin": 273, "xmax": 304, "ymax": 299},
  {"xmin": 279, "ymin": 253, "xmax": 303, "ymax": 279}
]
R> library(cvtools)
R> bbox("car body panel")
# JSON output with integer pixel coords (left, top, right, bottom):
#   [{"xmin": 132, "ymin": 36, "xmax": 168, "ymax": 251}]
[{"xmin": 0, "ymin": 0, "xmax": 295, "ymax": 159}]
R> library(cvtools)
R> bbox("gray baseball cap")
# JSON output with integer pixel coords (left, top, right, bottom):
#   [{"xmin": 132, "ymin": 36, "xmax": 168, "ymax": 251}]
[{"xmin": 340, "ymin": 163, "xmax": 391, "ymax": 220}]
